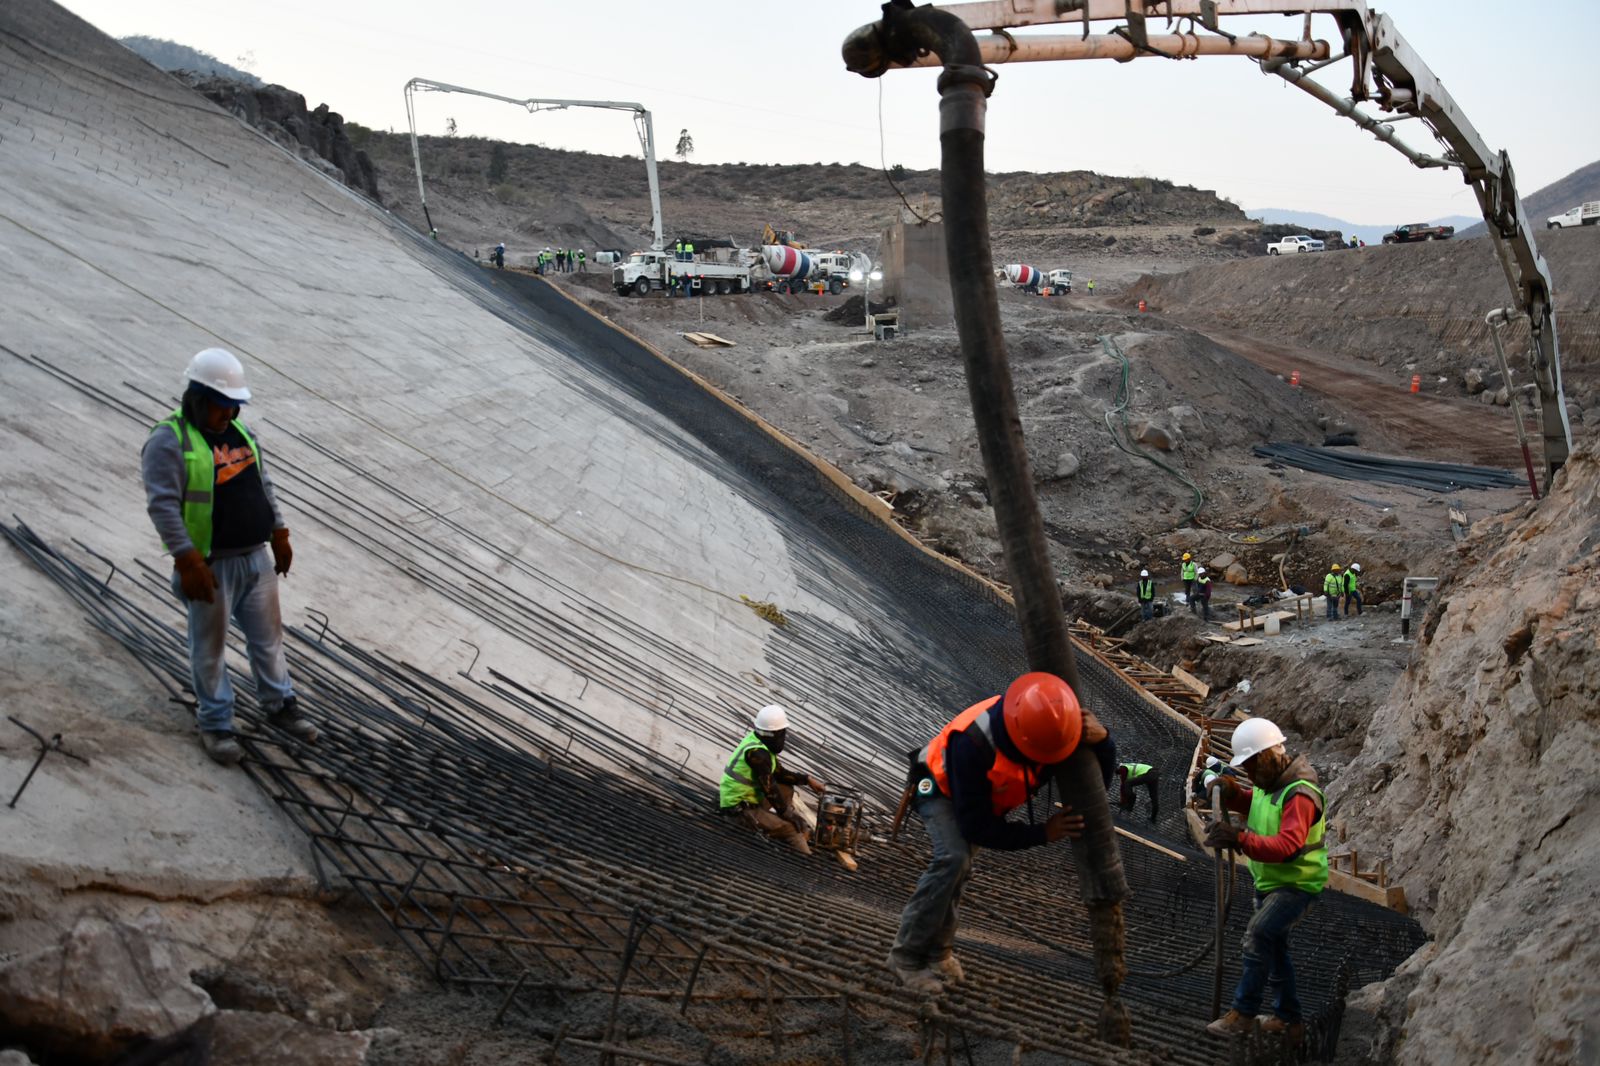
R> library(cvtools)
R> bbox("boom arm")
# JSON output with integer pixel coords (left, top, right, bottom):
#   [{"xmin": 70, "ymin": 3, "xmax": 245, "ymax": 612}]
[
  {"xmin": 878, "ymin": 1, "xmax": 1571, "ymax": 483},
  {"xmin": 402, "ymin": 78, "xmax": 664, "ymax": 251}
]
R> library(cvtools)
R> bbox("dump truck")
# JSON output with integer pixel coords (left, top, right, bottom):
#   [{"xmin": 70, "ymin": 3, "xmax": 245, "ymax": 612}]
[
  {"xmin": 1382, "ymin": 222, "xmax": 1454, "ymax": 243},
  {"xmin": 613, "ymin": 249, "xmax": 753, "ymax": 296}
]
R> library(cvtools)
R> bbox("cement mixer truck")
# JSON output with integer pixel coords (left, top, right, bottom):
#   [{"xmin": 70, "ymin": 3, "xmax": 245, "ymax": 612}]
[
  {"xmin": 763, "ymin": 246, "xmax": 872, "ymax": 295},
  {"xmin": 1002, "ymin": 264, "xmax": 1043, "ymax": 293}
]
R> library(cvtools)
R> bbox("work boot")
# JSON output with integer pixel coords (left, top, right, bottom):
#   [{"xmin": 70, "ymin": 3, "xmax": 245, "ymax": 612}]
[
  {"xmin": 833, "ymin": 849, "xmax": 859, "ymax": 872},
  {"xmin": 267, "ymin": 697, "xmax": 319, "ymax": 743},
  {"xmin": 885, "ymin": 956, "xmax": 942, "ymax": 996},
  {"xmin": 1205, "ymin": 1010, "xmax": 1256, "ymax": 1037},
  {"xmin": 782, "ymin": 831, "xmax": 813, "ymax": 857},
  {"xmin": 200, "ymin": 730, "xmax": 243, "ymax": 766},
  {"xmin": 936, "ymin": 955, "xmax": 965, "ymax": 983},
  {"xmin": 1258, "ymin": 1016, "xmax": 1306, "ymax": 1043}
]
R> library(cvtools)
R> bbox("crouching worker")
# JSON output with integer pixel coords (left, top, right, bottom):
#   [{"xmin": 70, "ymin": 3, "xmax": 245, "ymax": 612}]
[
  {"xmin": 1202, "ymin": 717, "xmax": 1327, "ymax": 1042},
  {"xmin": 719, "ymin": 704, "xmax": 826, "ymax": 855},
  {"xmin": 887, "ymin": 672, "xmax": 1117, "ymax": 995}
]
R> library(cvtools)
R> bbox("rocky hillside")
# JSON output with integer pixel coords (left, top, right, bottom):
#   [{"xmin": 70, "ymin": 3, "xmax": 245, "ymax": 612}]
[
  {"xmin": 1458, "ymin": 158, "xmax": 1600, "ymax": 238},
  {"xmin": 1328, "ymin": 443, "xmax": 1600, "ymax": 1065}
]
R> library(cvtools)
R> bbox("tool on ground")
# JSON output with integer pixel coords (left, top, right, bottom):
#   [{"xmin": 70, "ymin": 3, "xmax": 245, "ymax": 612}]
[
  {"xmin": 7, "ymin": 715, "xmax": 88, "ymax": 809},
  {"xmin": 810, "ymin": 788, "xmax": 864, "ymax": 872}
]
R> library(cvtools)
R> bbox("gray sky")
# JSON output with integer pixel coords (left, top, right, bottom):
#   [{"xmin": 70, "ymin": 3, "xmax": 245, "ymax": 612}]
[{"xmin": 63, "ymin": 0, "xmax": 1598, "ymax": 223}]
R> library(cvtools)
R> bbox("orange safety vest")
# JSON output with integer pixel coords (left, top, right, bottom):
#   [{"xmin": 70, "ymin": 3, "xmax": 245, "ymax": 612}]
[{"xmin": 919, "ymin": 697, "xmax": 1031, "ymax": 816}]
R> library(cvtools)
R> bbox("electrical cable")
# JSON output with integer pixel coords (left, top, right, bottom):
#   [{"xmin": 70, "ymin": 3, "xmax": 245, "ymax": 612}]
[{"xmin": 1099, "ymin": 335, "xmax": 1205, "ymax": 527}]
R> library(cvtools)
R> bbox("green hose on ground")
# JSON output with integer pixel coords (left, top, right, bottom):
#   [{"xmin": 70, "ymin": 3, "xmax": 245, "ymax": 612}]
[{"xmin": 1100, "ymin": 335, "xmax": 1205, "ymax": 526}]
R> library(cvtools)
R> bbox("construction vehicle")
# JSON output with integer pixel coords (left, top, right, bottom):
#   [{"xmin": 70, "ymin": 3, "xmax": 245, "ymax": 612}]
[
  {"xmin": 1001, "ymin": 263, "xmax": 1043, "ymax": 293},
  {"xmin": 1267, "ymin": 234, "xmax": 1325, "ymax": 254},
  {"xmin": 809, "ymin": 789, "xmax": 863, "ymax": 871},
  {"xmin": 762, "ymin": 246, "xmax": 869, "ymax": 295},
  {"xmin": 613, "ymin": 248, "xmax": 754, "ymax": 296},
  {"xmin": 1382, "ymin": 221, "xmax": 1454, "ymax": 243},
  {"xmin": 403, "ymin": 78, "xmax": 666, "ymax": 252},
  {"xmin": 1546, "ymin": 202, "xmax": 1600, "ymax": 229},
  {"xmin": 1044, "ymin": 268, "xmax": 1073, "ymax": 294}
]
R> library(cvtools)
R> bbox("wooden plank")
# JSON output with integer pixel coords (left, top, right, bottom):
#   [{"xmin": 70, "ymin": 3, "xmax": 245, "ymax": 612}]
[
  {"xmin": 1221, "ymin": 610, "xmax": 1294, "ymax": 633},
  {"xmin": 1230, "ymin": 637, "xmax": 1265, "ymax": 647},
  {"xmin": 1170, "ymin": 666, "xmax": 1210, "ymax": 699},
  {"xmin": 1115, "ymin": 825, "xmax": 1187, "ymax": 862},
  {"xmin": 681, "ymin": 331, "xmax": 737, "ymax": 348}
]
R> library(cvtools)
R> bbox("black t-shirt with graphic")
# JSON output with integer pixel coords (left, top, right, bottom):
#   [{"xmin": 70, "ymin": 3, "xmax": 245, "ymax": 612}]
[{"xmin": 201, "ymin": 423, "xmax": 275, "ymax": 552}]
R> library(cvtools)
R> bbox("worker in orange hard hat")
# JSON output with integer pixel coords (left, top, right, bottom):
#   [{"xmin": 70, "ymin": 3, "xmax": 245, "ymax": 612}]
[{"xmin": 886, "ymin": 672, "xmax": 1117, "ymax": 994}]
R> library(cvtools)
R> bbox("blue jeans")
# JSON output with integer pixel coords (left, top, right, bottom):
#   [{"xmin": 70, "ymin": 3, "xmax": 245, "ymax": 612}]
[
  {"xmin": 1233, "ymin": 888, "xmax": 1316, "ymax": 1021},
  {"xmin": 1140, "ymin": 602, "xmax": 1154, "ymax": 621},
  {"xmin": 1344, "ymin": 590, "xmax": 1362, "ymax": 616},
  {"xmin": 1326, "ymin": 593, "xmax": 1339, "ymax": 620},
  {"xmin": 890, "ymin": 792, "xmax": 974, "ymax": 968},
  {"xmin": 170, "ymin": 545, "xmax": 294, "ymax": 732}
]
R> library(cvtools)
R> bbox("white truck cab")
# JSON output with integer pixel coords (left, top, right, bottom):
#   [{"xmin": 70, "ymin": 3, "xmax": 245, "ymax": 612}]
[
  {"xmin": 1045, "ymin": 269, "xmax": 1073, "ymax": 293},
  {"xmin": 1267, "ymin": 235, "xmax": 1324, "ymax": 255},
  {"xmin": 1546, "ymin": 202, "xmax": 1600, "ymax": 229},
  {"xmin": 613, "ymin": 249, "xmax": 752, "ymax": 297}
]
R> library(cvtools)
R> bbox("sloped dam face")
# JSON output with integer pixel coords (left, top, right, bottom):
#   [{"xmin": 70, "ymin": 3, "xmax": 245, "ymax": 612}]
[{"xmin": 0, "ymin": 2, "xmax": 1421, "ymax": 1061}]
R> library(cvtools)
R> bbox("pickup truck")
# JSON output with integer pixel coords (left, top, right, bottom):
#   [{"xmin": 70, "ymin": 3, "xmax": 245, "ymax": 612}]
[
  {"xmin": 1546, "ymin": 201, "xmax": 1600, "ymax": 228},
  {"xmin": 1266, "ymin": 235, "xmax": 1324, "ymax": 255},
  {"xmin": 1382, "ymin": 222, "xmax": 1454, "ymax": 243}
]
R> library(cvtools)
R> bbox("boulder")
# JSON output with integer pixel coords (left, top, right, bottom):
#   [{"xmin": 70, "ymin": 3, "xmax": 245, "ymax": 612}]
[
  {"xmin": 0, "ymin": 1051, "xmax": 36, "ymax": 1066},
  {"xmin": 1053, "ymin": 451, "xmax": 1081, "ymax": 479},
  {"xmin": 1464, "ymin": 367, "xmax": 1487, "ymax": 395},
  {"xmin": 1493, "ymin": 387, "xmax": 1510, "ymax": 407},
  {"xmin": 1209, "ymin": 552, "xmax": 1236, "ymax": 570},
  {"xmin": 1224, "ymin": 562, "xmax": 1249, "ymax": 585},
  {"xmin": 1133, "ymin": 420, "xmax": 1175, "ymax": 451},
  {"xmin": 0, "ymin": 910, "xmax": 215, "ymax": 1060},
  {"xmin": 201, "ymin": 1010, "xmax": 374, "ymax": 1065}
]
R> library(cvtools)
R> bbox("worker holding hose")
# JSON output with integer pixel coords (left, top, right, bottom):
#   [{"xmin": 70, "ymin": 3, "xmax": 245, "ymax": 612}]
[
  {"xmin": 1202, "ymin": 717, "xmax": 1327, "ymax": 1042},
  {"xmin": 887, "ymin": 673, "xmax": 1117, "ymax": 995}
]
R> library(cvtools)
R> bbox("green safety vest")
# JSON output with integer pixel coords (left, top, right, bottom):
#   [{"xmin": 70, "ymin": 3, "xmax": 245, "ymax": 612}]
[
  {"xmin": 685, "ymin": 242, "xmax": 694, "ymax": 254},
  {"xmin": 151, "ymin": 411, "xmax": 260, "ymax": 560},
  {"xmin": 577, "ymin": 251, "xmax": 585, "ymax": 261},
  {"xmin": 1181, "ymin": 562, "xmax": 1196, "ymax": 580},
  {"xmin": 1324, "ymin": 572, "xmax": 1343, "ymax": 596},
  {"xmin": 1137, "ymin": 578, "xmax": 1154, "ymax": 601},
  {"xmin": 1245, "ymin": 778, "xmax": 1327, "ymax": 894},
  {"xmin": 1123, "ymin": 763, "xmax": 1153, "ymax": 781},
  {"xmin": 1196, "ymin": 576, "xmax": 1211, "ymax": 594},
  {"xmin": 719, "ymin": 731, "xmax": 777, "ymax": 809},
  {"xmin": 1344, "ymin": 569, "xmax": 1359, "ymax": 593}
]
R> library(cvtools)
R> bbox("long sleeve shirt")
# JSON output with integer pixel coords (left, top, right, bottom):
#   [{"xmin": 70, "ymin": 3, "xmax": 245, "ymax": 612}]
[
  {"xmin": 945, "ymin": 728, "xmax": 1118, "ymax": 852},
  {"xmin": 742, "ymin": 748, "xmax": 810, "ymax": 808},
  {"xmin": 1221, "ymin": 785, "xmax": 1318, "ymax": 863},
  {"xmin": 141, "ymin": 418, "xmax": 285, "ymax": 557}
]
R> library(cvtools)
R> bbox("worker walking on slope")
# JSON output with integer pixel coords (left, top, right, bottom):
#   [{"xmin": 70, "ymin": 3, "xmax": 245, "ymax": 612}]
[
  {"xmin": 1202, "ymin": 717, "xmax": 1328, "ymax": 1042},
  {"xmin": 887, "ymin": 673, "xmax": 1116, "ymax": 994},
  {"xmin": 719, "ymin": 704, "xmax": 827, "ymax": 856},
  {"xmin": 1116, "ymin": 761, "xmax": 1160, "ymax": 823},
  {"xmin": 1323, "ymin": 564, "xmax": 1343, "ymax": 621},
  {"xmin": 1343, "ymin": 562, "xmax": 1363, "ymax": 616},
  {"xmin": 1181, "ymin": 553, "xmax": 1197, "ymax": 602},
  {"xmin": 141, "ymin": 350, "xmax": 318, "ymax": 765},
  {"xmin": 1136, "ymin": 569, "xmax": 1156, "ymax": 621}
]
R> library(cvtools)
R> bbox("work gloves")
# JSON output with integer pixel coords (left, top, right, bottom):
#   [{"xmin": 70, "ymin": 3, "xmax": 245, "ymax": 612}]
[
  {"xmin": 174, "ymin": 549, "xmax": 218, "ymax": 603},
  {"xmin": 271, "ymin": 528, "xmax": 293, "ymax": 577},
  {"xmin": 1204, "ymin": 819, "xmax": 1243, "ymax": 851},
  {"xmin": 807, "ymin": 776, "xmax": 826, "ymax": 795}
]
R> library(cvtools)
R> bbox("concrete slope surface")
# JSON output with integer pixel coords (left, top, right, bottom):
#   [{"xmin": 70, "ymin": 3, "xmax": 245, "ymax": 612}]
[{"xmin": 0, "ymin": 2, "xmax": 1426, "ymax": 1062}]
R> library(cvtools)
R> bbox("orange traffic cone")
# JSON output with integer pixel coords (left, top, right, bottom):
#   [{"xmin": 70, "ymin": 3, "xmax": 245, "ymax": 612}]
[
  {"xmin": 1410, "ymin": 374, "xmax": 1421, "ymax": 394},
  {"xmin": 1290, "ymin": 370, "xmax": 1301, "ymax": 388},
  {"xmin": 1138, "ymin": 299, "xmax": 1148, "ymax": 313}
]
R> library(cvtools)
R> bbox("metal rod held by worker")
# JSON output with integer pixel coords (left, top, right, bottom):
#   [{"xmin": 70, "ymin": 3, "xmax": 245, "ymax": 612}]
[{"xmin": 843, "ymin": 3, "xmax": 1130, "ymax": 1045}]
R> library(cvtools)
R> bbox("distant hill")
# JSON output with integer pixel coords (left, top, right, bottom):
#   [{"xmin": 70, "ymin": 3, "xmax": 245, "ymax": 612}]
[
  {"xmin": 1457, "ymin": 159, "xmax": 1600, "ymax": 238},
  {"xmin": 1248, "ymin": 208, "xmax": 1478, "ymax": 246},
  {"xmin": 118, "ymin": 35, "xmax": 262, "ymax": 87}
]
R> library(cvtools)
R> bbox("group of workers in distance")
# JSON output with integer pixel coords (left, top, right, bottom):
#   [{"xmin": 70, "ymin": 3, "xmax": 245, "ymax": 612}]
[
  {"xmin": 717, "ymin": 675, "xmax": 1326, "ymax": 1040},
  {"xmin": 1136, "ymin": 552, "xmax": 1366, "ymax": 626}
]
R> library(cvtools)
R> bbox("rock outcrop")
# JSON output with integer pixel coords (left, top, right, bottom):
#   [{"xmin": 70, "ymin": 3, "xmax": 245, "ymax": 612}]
[
  {"xmin": 1329, "ymin": 445, "xmax": 1600, "ymax": 1064},
  {"xmin": 173, "ymin": 74, "xmax": 381, "ymax": 202}
]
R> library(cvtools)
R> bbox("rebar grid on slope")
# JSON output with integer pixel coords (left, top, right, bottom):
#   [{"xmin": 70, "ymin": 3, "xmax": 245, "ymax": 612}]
[{"xmin": 5, "ymin": 523, "xmax": 1425, "ymax": 1065}]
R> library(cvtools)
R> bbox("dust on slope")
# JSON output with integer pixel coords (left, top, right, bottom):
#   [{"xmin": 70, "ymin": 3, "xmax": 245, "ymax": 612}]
[{"xmin": 1327, "ymin": 444, "xmax": 1600, "ymax": 1065}]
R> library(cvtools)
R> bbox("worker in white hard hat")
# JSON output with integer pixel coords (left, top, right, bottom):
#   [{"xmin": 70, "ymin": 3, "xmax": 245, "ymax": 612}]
[
  {"xmin": 1192, "ymin": 566, "xmax": 1214, "ymax": 622},
  {"xmin": 1135, "ymin": 569, "xmax": 1156, "ymax": 621},
  {"xmin": 1191, "ymin": 752, "xmax": 1242, "ymax": 802},
  {"xmin": 141, "ymin": 349, "xmax": 317, "ymax": 766},
  {"xmin": 1201, "ymin": 717, "xmax": 1328, "ymax": 1042},
  {"xmin": 1342, "ymin": 562, "xmax": 1363, "ymax": 617},
  {"xmin": 718, "ymin": 704, "xmax": 827, "ymax": 855}
]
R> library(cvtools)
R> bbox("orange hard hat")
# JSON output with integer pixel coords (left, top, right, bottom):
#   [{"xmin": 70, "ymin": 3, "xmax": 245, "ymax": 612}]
[{"xmin": 1002, "ymin": 672, "xmax": 1083, "ymax": 765}]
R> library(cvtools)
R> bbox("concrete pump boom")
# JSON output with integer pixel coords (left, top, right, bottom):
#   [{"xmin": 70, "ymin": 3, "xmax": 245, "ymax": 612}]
[
  {"xmin": 402, "ymin": 77, "xmax": 664, "ymax": 252},
  {"xmin": 872, "ymin": 0, "xmax": 1572, "ymax": 485}
]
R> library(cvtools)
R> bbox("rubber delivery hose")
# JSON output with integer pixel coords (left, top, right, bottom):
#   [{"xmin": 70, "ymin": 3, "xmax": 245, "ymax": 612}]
[{"xmin": 844, "ymin": 5, "xmax": 1131, "ymax": 1045}]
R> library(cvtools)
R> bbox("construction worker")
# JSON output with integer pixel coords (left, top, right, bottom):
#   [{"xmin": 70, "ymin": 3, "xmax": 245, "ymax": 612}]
[
  {"xmin": 1192, "ymin": 566, "xmax": 1213, "ymax": 621},
  {"xmin": 141, "ymin": 350, "xmax": 318, "ymax": 766},
  {"xmin": 673, "ymin": 239, "xmax": 685, "ymax": 261},
  {"xmin": 577, "ymin": 248, "xmax": 586, "ymax": 273},
  {"xmin": 493, "ymin": 242, "xmax": 505, "ymax": 270},
  {"xmin": 1136, "ymin": 569, "xmax": 1156, "ymax": 621},
  {"xmin": 1343, "ymin": 562, "xmax": 1363, "ymax": 616},
  {"xmin": 1202, "ymin": 717, "xmax": 1327, "ymax": 1041},
  {"xmin": 1181, "ymin": 553, "xmax": 1197, "ymax": 601},
  {"xmin": 1322, "ymin": 564, "xmax": 1343, "ymax": 621},
  {"xmin": 1087, "ymin": 278, "xmax": 1096, "ymax": 295},
  {"xmin": 1191, "ymin": 754, "xmax": 1243, "ymax": 802},
  {"xmin": 719, "ymin": 704, "xmax": 827, "ymax": 855},
  {"xmin": 887, "ymin": 672, "xmax": 1115, "ymax": 994},
  {"xmin": 1116, "ymin": 762, "xmax": 1159, "ymax": 823}
]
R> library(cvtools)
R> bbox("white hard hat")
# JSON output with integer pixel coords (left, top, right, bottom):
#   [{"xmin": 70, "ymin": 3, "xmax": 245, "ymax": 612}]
[
  {"xmin": 1205, "ymin": 755, "xmax": 1222, "ymax": 770},
  {"xmin": 1140, "ymin": 569, "xmax": 1149, "ymax": 578},
  {"xmin": 1195, "ymin": 566, "xmax": 1207, "ymax": 576},
  {"xmin": 753, "ymin": 704, "xmax": 789, "ymax": 733},
  {"xmin": 184, "ymin": 348, "xmax": 250, "ymax": 402},
  {"xmin": 1229, "ymin": 717, "xmax": 1286, "ymax": 767},
  {"xmin": 1351, "ymin": 563, "xmax": 1362, "ymax": 573}
]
